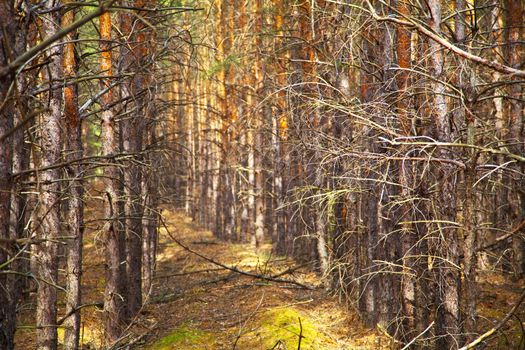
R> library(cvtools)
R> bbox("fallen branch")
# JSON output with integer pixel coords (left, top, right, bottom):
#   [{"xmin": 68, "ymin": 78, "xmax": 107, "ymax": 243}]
[
  {"xmin": 150, "ymin": 291, "xmax": 184, "ymax": 304},
  {"xmin": 191, "ymin": 240, "xmax": 219, "ymax": 245},
  {"xmin": 271, "ymin": 262, "xmax": 312, "ymax": 279},
  {"xmin": 458, "ymin": 287, "xmax": 525, "ymax": 350},
  {"xmin": 154, "ymin": 267, "xmax": 224, "ymax": 279},
  {"xmin": 159, "ymin": 216, "xmax": 315, "ymax": 290},
  {"xmin": 200, "ymin": 272, "xmax": 238, "ymax": 286}
]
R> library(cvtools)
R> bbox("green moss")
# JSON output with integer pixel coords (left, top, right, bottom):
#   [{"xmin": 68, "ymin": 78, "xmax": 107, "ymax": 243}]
[
  {"xmin": 256, "ymin": 308, "xmax": 330, "ymax": 349},
  {"xmin": 148, "ymin": 325, "xmax": 210, "ymax": 350}
]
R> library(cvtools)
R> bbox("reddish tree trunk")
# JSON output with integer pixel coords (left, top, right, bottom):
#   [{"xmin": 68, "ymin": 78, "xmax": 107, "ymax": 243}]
[
  {"xmin": 62, "ymin": 3, "xmax": 84, "ymax": 348},
  {"xmin": 100, "ymin": 10, "xmax": 126, "ymax": 345}
]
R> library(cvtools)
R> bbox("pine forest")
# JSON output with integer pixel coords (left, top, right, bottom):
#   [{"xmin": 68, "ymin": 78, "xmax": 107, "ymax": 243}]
[{"xmin": 0, "ymin": 1, "xmax": 524, "ymax": 349}]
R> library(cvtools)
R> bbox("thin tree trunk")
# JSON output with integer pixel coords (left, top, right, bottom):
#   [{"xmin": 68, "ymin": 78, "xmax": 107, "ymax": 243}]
[
  {"xmin": 224, "ymin": 0, "xmax": 237, "ymax": 240},
  {"xmin": 395, "ymin": 0, "xmax": 418, "ymax": 341},
  {"xmin": 142, "ymin": 109, "xmax": 159, "ymax": 298},
  {"xmin": 428, "ymin": 1, "xmax": 461, "ymax": 347},
  {"xmin": 185, "ymin": 78, "xmax": 195, "ymax": 217},
  {"xmin": 505, "ymin": 0, "xmax": 525, "ymax": 279},
  {"xmin": 121, "ymin": 1, "xmax": 148, "ymax": 317},
  {"xmin": 100, "ymin": 10, "xmax": 126, "ymax": 344},
  {"xmin": 35, "ymin": 3, "xmax": 63, "ymax": 348},
  {"xmin": 62, "ymin": 3, "xmax": 84, "ymax": 348},
  {"xmin": 358, "ymin": 10, "xmax": 379, "ymax": 327},
  {"xmin": 0, "ymin": 2, "xmax": 19, "ymax": 348},
  {"xmin": 272, "ymin": 0, "xmax": 290, "ymax": 255},
  {"xmin": 253, "ymin": 0, "xmax": 265, "ymax": 248}
]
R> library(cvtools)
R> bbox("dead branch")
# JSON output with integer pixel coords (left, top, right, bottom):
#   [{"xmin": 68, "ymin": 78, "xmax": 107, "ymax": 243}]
[
  {"xmin": 0, "ymin": 0, "xmax": 118, "ymax": 78},
  {"xmin": 159, "ymin": 216, "xmax": 316, "ymax": 290},
  {"xmin": 365, "ymin": 0, "xmax": 525, "ymax": 78},
  {"xmin": 458, "ymin": 287, "xmax": 525, "ymax": 350},
  {"xmin": 477, "ymin": 219, "xmax": 525, "ymax": 252}
]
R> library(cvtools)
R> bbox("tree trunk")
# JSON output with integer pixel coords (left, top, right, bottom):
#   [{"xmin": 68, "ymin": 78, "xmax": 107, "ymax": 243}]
[
  {"xmin": 395, "ymin": 0, "xmax": 418, "ymax": 341},
  {"xmin": 428, "ymin": 1, "xmax": 461, "ymax": 347},
  {"xmin": 142, "ymin": 108, "xmax": 159, "ymax": 298},
  {"xmin": 0, "ymin": 2, "xmax": 19, "ymax": 348},
  {"xmin": 505, "ymin": 0, "xmax": 525, "ymax": 279},
  {"xmin": 100, "ymin": 10, "xmax": 126, "ymax": 345},
  {"xmin": 253, "ymin": 0, "xmax": 265, "ymax": 248},
  {"xmin": 62, "ymin": 3, "xmax": 84, "ymax": 348},
  {"xmin": 120, "ymin": 0, "xmax": 152, "ymax": 317},
  {"xmin": 35, "ymin": 3, "xmax": 63, "ymax": 348}
]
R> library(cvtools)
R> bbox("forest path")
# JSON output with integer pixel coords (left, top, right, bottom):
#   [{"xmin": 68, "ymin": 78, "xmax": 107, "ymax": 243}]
[{"xmin": 137, "ymin": 209, "xmax": 386, "ymax": 350}]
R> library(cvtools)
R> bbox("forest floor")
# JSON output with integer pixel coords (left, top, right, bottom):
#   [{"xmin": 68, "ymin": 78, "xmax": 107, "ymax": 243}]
[
  {"xmin": 14, "ymin": 203, "xmax": 525, "ymax": 349},
  {"xmin": 133, "ymin": 209, "xmax": 388, "ymax": 350},
  {"xmin": 15, "ymin": 206, "xmax": 387, "ymax": 350}
]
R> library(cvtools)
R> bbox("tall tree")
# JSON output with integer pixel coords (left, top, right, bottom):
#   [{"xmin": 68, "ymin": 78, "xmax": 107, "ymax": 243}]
[
  {"xmin": 141, "ymin": 0, "xmax": 159, "ymax": 297},
  {"xmin": 62, "ymin": 2, "xmax": 84, "ymax": 348},
  {"xmin": 252, "ymin": 0, "xmax": 265, "ymax": 248},
  {"xmin": 395, "ymin": 0, "xmax": 419, "ymax": 341},
  {"xmin": 505, "ymin": 0, "xmax": 525, "ymax": 278},
  {"xmin": 427, "ymin": 0, "xmax": 461, "ymax": 347},
  {"xmin": 272, "ymin": 0, "xmax": 291, "ymax": 255},
  {"xmin": 100, "ymin": 8, "xmax": 126, "ymax": 344},
  {"xmin": 0, "ymin": 2, "xmax": 22, "ymax": 348},
  {"xmin": 120, "ymin": 0, "xmax": 147, "ymax": 317},
  {"xmin": 34, "ymin": 2, "xmax": 64, "ymax": 349}
]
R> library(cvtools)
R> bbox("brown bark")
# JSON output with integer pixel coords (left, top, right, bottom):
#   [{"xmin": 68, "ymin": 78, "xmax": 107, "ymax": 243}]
[
  {"xmin": 213, "ymin": 0, "xmax": 225, "ymax": 238},
  {"xmin": 505, "ymin": 0, "xmax": 525, "ymax": 278},
  {"xmin": 120, "ymin": 0, "xmax": 151, "ymax": 317},
  {"xmin": 454, "ymin": 0, "xmax": 479, "ymax": 343},
  {"xmin": 428, "ymin": 1, "xmax": 461, "ymax": 347},
  {"xmin": 223, "ymin": 0, "xmax": 237, "ymax": 241},
  {"xmin": 253, "ymin": 0, "xmax": 265, "ymax": 248},
  {"xmin": 272, "ymin": 0, "xmax": 290, "ymax": 255},
  {"xmin": 142, "ymin": 110, "xmax": 159, "ymax": 298},
  {"xmin": 34, "ymin": 3, "xmax": 64, "ymax": 349},
  {"xmin": 142, "ymin": 0, "xmax": 159, "ymax": 296},
  {"xmin": 100, "ymin": 10, "xmax": 126, "ymax": 344},
  {"xmin": 396, "ymin": 0, "xmax": 418, "ymax": 341},
  {"xmin": 358, "ymin": 22, "xmax": 377, "ymax": 328},
  {"xmin": 61, "ymin": 3, "xmax": 84, "ymax": 349},
  {"xmin": 0, "ymin": 2, "xmax": 19, "ymax": 349}
]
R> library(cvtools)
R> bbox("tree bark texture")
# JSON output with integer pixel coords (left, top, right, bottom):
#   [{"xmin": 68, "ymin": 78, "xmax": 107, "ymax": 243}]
[
  {"xmin": 0, "ymin": 2, "xmax": 20, "ymax": 348},
  {"xmin": 35, "ymin": 3, "xmax": 63, "ymax": 349},
  {"xmin": 62, "ymin": 3, "xmax": 84, "ymax": 348},
  {"xmin": 100, "ymin": 10, "xmax": 126, "ymax": 345}
]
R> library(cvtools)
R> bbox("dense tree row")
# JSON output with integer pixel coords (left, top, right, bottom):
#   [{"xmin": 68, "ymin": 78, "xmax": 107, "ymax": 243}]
[
  {"xmin": 0, "ymin": 1, "xmax": 192, "ymax": 349},
  {"xmin": 1, "ymin": 0, "xmax": 524, "ymax": 349},
  {"xmin": 175, "ymin": 0, "xmax": 525, "ymax": 349}
]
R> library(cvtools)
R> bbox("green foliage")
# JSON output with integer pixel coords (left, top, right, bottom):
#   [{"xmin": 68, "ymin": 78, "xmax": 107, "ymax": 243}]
[{"xmin": 205, "ymin": 55, "xmax": 241, "ymax": 79}]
